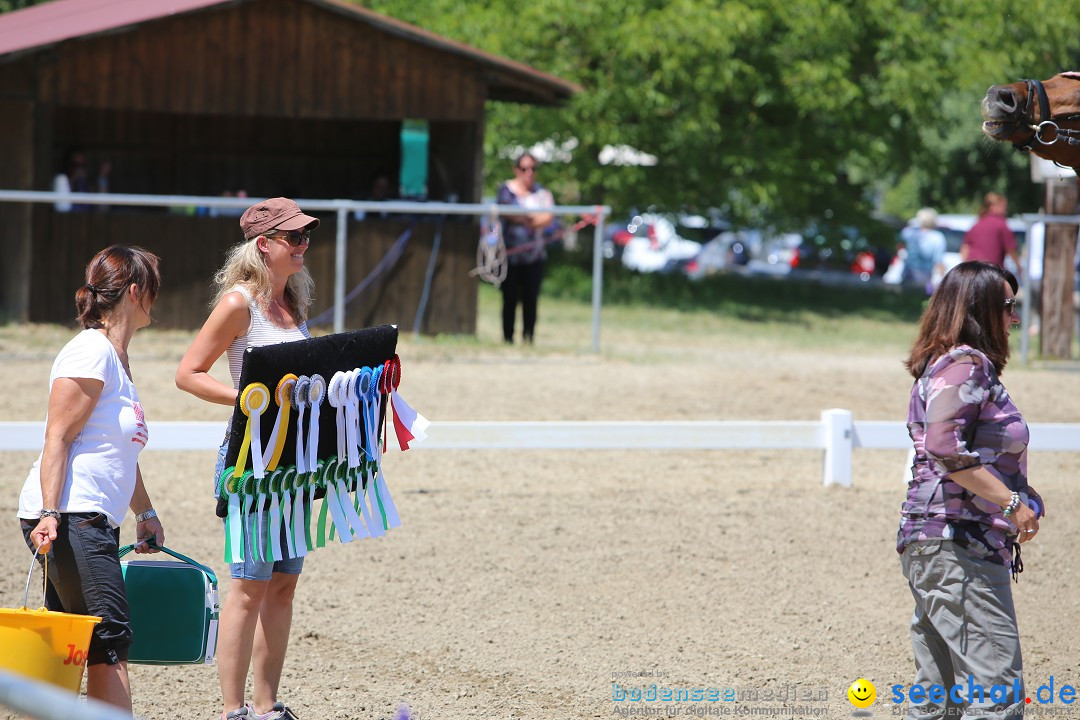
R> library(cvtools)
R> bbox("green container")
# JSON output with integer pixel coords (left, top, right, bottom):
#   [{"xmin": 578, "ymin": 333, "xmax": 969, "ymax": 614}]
[{"xmin": 119, "ymin": 543, "xmax": 219, "ymax": 665}]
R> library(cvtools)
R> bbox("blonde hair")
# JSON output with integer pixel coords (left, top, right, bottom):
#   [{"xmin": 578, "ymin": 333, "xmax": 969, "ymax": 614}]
[{"xmin": 211, "ymin": 238, "xmax": 315, "ymax": 321}]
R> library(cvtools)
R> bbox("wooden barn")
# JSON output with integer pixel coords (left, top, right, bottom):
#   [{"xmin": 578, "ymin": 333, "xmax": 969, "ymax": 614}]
[{"xmin": 0, "ymin": 0, "xmax": 577, "ymax": 330}]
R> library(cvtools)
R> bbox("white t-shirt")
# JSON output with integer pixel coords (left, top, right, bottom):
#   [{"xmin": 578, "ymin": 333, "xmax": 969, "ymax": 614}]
[{"xmin": 18, "ymin": 329, "xmax": 149, "ymax": 527}]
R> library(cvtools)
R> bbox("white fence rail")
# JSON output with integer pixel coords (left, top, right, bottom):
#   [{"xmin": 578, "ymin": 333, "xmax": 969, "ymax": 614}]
[
  {"xmin": 0, "ymin": 190, "xmax": 611, "ymax": 349},
  {"xmin": 4, "ymin": 410, "xmax": 1079, "ymax": 487}
]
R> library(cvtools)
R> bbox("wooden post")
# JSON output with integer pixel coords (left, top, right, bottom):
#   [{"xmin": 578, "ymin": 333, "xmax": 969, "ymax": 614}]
[
  {"xmin": 1040, "ymin": 179, "xmax": 1079, "ymax": 359},
  {"xmin": 0, "ymin": 99, "xmax": 35, "ymax": 324}
]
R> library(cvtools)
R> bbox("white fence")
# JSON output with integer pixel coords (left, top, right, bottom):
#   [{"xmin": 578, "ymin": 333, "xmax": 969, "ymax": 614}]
[
  {"xmin": 0, "ymin": 670, "xmax": 132, "ymax": 720},
  {"xmin": 0, "ymin": 190, "xmax": 611, "ymax": 349},
  {"xmin": 4, "ymin": 411, "xmax": 1079, "ymax": 487}
]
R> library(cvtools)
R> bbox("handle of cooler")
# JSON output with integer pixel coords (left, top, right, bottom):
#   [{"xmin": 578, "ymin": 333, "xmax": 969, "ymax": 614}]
[{"xmin": 117, "ymin": 541, "xmax": 218, "ymax": 584}]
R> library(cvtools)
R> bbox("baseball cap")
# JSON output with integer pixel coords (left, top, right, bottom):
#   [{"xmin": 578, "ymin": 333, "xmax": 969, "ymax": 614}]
[{"xmin": 240, "ymin": 197, "xmax": 320, "ymax": 240}]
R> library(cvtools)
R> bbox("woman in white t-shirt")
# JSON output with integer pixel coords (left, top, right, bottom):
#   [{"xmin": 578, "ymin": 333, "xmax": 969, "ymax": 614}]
[
  {"xmin": 176, "ymin": 197, "xmax": 318, "ymax": 720},
  {"xmin": 18, "ymin": 245, "xmax": 164, "ymax": 713}
]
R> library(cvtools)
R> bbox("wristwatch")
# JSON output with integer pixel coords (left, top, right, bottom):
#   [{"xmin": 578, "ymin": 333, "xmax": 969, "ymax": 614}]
[{"xmin": 38, "ymin": 509, "xmax": 61, "ymax": 520}]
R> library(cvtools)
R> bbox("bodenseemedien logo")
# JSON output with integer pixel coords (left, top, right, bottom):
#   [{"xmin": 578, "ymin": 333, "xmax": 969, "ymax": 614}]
[{"xmin": 847, "ymin": 678, "xmax": 876, "ymax": 716}]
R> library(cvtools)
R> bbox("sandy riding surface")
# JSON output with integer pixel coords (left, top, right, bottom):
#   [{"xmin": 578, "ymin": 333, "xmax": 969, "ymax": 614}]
[{"xmin": 1, "ymin": 324, "xmax": 1078, "ymax": 720}]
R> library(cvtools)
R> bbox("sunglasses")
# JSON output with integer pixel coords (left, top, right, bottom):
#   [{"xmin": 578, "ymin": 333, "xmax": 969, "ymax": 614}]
[
  {"xmin": 516, "ymin": 165, "xmax": 537, "ymax": 173},
  {"xmin": 1004, "ymin": 298, "xmax": 1017, "ymax": 310},
  {"xmin": 267, "ymin": 229, "xmax": 311, "ymax": 246}
]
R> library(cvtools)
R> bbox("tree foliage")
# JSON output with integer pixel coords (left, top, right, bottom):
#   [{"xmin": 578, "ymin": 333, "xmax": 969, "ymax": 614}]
[
  {"xmin": 361, "ymin": 0, "xmax": 1080, "ymax": 228},
  {"xmin": 4, "ymin": 0, "xmax": 1076, "ymax": 227}
]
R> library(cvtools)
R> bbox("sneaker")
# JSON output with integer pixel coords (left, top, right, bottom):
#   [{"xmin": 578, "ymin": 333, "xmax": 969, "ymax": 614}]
[
  {"xmin": 223, "ymin": 708, "xmax": 249, "ymax": 720},
  {"xmin": 247, "ymin": 702, "xmax": 300, "ymax": 720}
]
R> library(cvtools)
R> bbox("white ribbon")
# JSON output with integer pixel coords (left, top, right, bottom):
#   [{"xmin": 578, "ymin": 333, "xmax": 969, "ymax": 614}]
[
  {"xmin": 280, "ymin": 467, "xmax": 296, "ymax": 559},
  {"xmin": 307, "ymin": 375, "xmax": 325, "ymax": 473},
  {"xmin": 267, "ymin": 470, "xmax": 284, "ymax": 562},
  {"xmin": 290, "ymin": 469, "xmax": 308, "ymax": 558},
  {"xmin": 322, "ymin": 460, "xmax": 355, "ymax": 543},
  {"xmin": 293, "ymin": 376, "xmax": 310, "ymax": 474}
]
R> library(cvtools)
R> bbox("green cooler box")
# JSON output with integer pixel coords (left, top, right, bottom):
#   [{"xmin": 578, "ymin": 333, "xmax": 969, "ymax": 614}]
[{"xmin": 119, "ymin": 543, "xmax": 219, "ymax": 665}]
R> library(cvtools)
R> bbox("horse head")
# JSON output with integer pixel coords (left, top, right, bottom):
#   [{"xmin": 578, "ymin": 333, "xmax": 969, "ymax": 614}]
[{"xmin": 981, "ymin": 72, "xmax": 1080, "ymax": 168}]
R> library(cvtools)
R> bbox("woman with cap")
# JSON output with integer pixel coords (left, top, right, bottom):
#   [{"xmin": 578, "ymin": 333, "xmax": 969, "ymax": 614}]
[
  {"xmin": 176, "ymin": 197, "xmax": 318, "ymax": 720},
  {"xmin": 18, "ymin": 245, "xmax": 164, "ymax": 713}
]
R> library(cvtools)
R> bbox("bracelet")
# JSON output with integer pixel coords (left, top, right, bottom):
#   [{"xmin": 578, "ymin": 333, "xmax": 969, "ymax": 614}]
[
  {"xmin": 1002, "ymin": 492, "xmax": 1021, "ymax": 517},
  {"xmin": 135, "ymin": 509, "xmax": 157, "ymax": 522},
  {"xmin": 38, "ymin": 509, "xmax": 61, "ymax": 521}
]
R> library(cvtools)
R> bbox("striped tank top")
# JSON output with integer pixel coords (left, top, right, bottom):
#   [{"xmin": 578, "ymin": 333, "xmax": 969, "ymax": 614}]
[{"xmin": 225, "ymin": 286, "xmax": 310, "ymax": 388}]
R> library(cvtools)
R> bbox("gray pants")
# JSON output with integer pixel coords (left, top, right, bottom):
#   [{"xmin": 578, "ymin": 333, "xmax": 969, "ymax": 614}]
[{"xmin": 900, "ymin": 540, "xmax": 1024, "ymax": 719}]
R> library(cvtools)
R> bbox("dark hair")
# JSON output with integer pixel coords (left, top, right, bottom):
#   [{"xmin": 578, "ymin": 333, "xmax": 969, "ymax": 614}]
[
  {"xmin": 514, "ymin": 151, "xmax": 538, "ymax": 169},
  {"xmin": 906, "ymin": 260, "xmax": 1018, "ymax": 378},
  {"xmin": 75, "ymin": 246, "xmax": 161, "ymax": 329}
]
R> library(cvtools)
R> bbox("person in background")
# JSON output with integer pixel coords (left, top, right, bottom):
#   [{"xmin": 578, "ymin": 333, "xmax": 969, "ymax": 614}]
[
  {"xmin": 18, "ymin": 246, "xmax": 165, "ymax": 713},
  {"xmin": 898, "ymin": 260, "xmax": 1044, "ymax": 720},
  {"xmin": 53, "ymin": 149, "xmax": 110, "ymax": 213},
  {"xmin": 176, "ymin": 197, "xmax": 318, "ymax": 720},
  {"xmin": 497, "ymin": 151, "xmax": 560, "ymax": 344},
  {"xmin": 961, "ymin": 192, "xmax": 1020, "ymax": 270},
  {"xmin": 900, "ymin": 207, "xmax": 947, "ymax": 294}
]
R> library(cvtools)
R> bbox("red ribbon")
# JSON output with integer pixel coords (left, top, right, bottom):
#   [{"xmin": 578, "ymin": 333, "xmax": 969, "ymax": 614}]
[
  {"xmin": 391, "ymin": 395, "xmax": 416, "ymax": 451},
  {"xmin": 380, "ymin": 355, "xmax": 402, "ymax": 452}
]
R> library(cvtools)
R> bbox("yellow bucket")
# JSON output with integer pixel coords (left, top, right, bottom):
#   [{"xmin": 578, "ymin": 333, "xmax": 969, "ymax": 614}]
[
  {"xmin": 0, "ymin": 544, "xmax": 101, "ymax": 692},
  {"xmin": 0, "ymin": 607, "xmax": 101, "ymax": 691}
]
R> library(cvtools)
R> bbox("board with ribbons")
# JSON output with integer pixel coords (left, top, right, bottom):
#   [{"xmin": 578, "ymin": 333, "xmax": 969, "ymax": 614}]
[{"xmin": 216, "ymin": 324, "xmax": 429, "ymax": 563}]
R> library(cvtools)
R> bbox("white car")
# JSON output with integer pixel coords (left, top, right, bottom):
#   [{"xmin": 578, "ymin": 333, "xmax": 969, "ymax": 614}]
[{"xmin": 619, "ymin": 213, "xmax": 702, "ymax": 273}]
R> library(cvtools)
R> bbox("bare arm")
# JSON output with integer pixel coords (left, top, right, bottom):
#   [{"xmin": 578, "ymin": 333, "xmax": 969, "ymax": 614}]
[
  {"xmin": 29, "ymin": 377, "xmax": 102, "ymax": 552},
  {"xmin": 128, "ymin": 464, "xmax": 164, "ymax": 554},
  {"xmin": 948, "ymin": 465, "xmax": 1039, "ymax": 542},
  {"xmin": 175, "ymin": 291, "xmax": 250, "ymax": 406}
]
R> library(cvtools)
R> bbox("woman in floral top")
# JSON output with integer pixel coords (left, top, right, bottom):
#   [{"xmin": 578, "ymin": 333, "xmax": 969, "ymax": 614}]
[{"xmin": 898, "ymin": 260, "xmax": 1043, "ymax": 720}]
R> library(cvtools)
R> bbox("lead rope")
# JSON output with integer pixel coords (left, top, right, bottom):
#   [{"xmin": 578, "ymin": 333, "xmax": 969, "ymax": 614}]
[{"xmin": 470, "ymin": 205, "xmax": 507, "ymax": 287}]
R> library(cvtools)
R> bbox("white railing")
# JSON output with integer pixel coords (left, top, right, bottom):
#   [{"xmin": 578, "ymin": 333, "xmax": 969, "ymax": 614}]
[
  {"xmin": 0, "ymin": 670, "xmax": 133, "ymax": 720},
  {"xmin": 0, "ymin": 190, "xmax": 611, "ymax": 349},
  {"xmin": 4, "ymin": 411, "xmax": 1079, "ymax": 487}
]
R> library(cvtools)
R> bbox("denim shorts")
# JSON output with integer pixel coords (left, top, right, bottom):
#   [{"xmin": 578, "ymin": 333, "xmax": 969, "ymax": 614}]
[
  {"xmin": 215, "ymin": 437, "xmax": 304, "ymax": 582},
  {"xmin": 20, "ymin": 513, "xmax": 131, "ymax": 665}
]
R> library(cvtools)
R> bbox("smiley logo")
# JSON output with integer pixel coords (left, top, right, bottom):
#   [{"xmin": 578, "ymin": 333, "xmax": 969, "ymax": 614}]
[{"xmin": 847, "ymin": 678, "xmax": 876, "ymax": 708}]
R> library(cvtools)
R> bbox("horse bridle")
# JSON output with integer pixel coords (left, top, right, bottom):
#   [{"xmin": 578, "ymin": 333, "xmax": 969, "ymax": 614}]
[{"xmin": 1012, "ymin": 78, "xmax": 1080, "ymax": 154}]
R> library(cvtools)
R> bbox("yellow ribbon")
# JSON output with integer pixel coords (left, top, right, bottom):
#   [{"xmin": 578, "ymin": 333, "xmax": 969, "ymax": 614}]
[
  {"xmin": 265, "ymin": 374, "xmax": 298, "ymax": 472},
  {"xmin": 234, "ymin": 382, "xmax": 270, "ymax": 478}
]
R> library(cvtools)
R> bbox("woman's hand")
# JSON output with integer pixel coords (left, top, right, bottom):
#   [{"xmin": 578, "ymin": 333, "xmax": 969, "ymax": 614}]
[
  {"xmin": 134, "ymin": 516, "xmax": 164, "ymax": 553},
  {"xmin": 30, "ymin": 516, "xmax": 59, "ymax": 554},
  {"xmin": 1010, "ymin": 502, "xmax": 1039, "ymax": 543}
]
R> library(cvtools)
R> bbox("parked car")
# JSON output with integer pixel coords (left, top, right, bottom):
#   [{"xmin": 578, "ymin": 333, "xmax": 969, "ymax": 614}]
[
  {"xmin": 620, "ymin": 214, "xmax": 702, "ymax": 273},
  {"xmin": 882, "ymin": 214, "xmax": 1027, "ymax": 286},
  {"xmin": 789, "ymin": 220, "xmax": 896, "ymax": 280}
]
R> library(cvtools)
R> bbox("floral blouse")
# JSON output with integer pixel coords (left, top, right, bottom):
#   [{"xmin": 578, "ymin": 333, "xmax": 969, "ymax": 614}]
[{"xmin": 897, "ymin": 346, "xmax": 1040, "ymax": 567}]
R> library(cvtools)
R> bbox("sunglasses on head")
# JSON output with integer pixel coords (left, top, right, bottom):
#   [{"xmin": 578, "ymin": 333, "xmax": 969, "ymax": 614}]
[{"xmin": 267, "ymin": 229, "xmax": 311, "ymax": 246}]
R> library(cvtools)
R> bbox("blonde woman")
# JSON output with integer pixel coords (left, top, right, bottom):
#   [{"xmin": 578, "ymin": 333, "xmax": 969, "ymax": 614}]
[{"xmin": 176, "ymin": 198, "xmax": 318, "ymax": 720}]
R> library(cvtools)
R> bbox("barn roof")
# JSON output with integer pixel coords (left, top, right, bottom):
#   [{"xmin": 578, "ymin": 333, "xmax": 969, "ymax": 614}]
[{"xmin": 0, "ymin": 0, "xmax": 580, "ymax": 105}]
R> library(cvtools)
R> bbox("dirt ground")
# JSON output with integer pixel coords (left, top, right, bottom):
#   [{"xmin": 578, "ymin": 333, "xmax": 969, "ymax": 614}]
[{"xmin": 1, "ymin": 324, "xmax": 1078, "ymax": 719}]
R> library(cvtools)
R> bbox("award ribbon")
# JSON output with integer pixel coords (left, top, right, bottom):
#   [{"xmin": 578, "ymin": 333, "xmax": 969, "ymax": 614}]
[
  {"xmin": 235, "ymin": 383, "xmax": 271, "ymax": 478},
  {"xmin": 305, "ymin": 375, "xmax": 326, "ymax": 550},
  {"xmin": 292, "ymin": 376, "xmax": 311, "ymax": 474},
  {"xmin": 267, "ymin": 468, "xmax": 284, "ymax": 562},
  {"xmin": 290, "ymin": 468, "xmax": 309, "ymax": 558},
  {"xmin": 279, "ymin": 466, "xmax": 296, "ymax": 559},
  {"xmin": 264, "ymin": 374, "xmax": 298, "ymax": 473}
]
